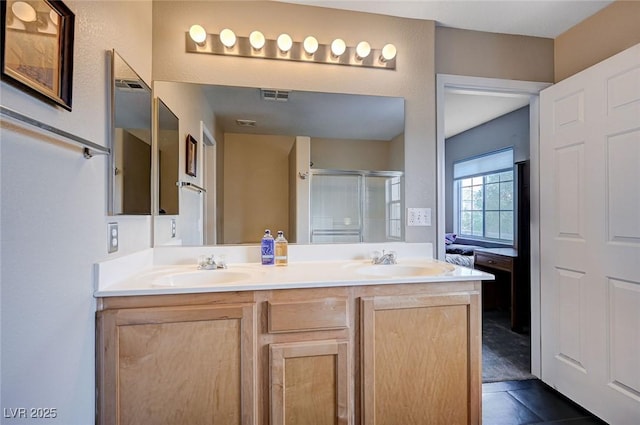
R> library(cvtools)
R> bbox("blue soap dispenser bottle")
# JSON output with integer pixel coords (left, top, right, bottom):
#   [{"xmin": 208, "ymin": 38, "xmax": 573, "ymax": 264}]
[{"xmin": 261, "ymin": 229, "xmax": 275, "ymax": 265}]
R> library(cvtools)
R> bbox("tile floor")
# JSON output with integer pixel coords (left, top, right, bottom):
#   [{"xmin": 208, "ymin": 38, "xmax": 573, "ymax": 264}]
[
  {"xmin": 482, "ymin": 310, "xmax": 533, "ymax": 383},
  {"xmin": 482, "ymin": 379, "xmax": 608, "ymax": 425}
]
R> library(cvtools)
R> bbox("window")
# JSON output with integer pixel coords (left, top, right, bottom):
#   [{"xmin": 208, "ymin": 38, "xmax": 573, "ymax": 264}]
[
  {"xmin": 454, "ymin": 149, "xmax": 514, "ymax": 243},
  {"xmin": 386, "ymin": 176, "xmax": 402, "ymax": 240}
]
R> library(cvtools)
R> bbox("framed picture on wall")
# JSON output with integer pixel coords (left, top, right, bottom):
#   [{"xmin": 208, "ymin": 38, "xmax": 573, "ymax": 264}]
[
  {"xmin": 1, "ymin": 0, "xmax": 75, "ymax": 110},
  {"xmin": 186, "ymin": 134, "xmax": 197, "ymax": 177}
]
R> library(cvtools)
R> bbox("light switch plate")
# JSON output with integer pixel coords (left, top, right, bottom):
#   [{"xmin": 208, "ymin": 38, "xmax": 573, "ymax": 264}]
[
  {"xmin": 407, "ymin": 208, "xmax": 431, "ymax": 226},
  {"xmin": 171, "ymin": 219, "xmax": 177, "ymax": 238},
  {"xmin": 108, "ymin": 222, "xmax": 119, "ymax": 253}
]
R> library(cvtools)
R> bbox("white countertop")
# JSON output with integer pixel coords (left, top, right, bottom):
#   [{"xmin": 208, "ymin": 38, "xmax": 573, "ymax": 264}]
[{"xmin": 94, "ymin": 257, "xmax": 494, "ymax": 297}]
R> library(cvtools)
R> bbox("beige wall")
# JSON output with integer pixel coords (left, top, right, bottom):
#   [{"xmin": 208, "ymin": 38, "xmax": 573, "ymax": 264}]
[
  {"xmin": 390, "ymin": 132, "xmax": 405, "ymax": 172},
  {"xmin": 223, "ymin": 133, "xmax": 295, "ymax": 244},
  {"xmin": 435, "ymin": 27, "xmax": 555, "ymax": 82},
  {"xmin": 311, "ymin": 138, "xmax": 393, "ymax": 170},
  {"xmin": 152, "ymin": 1, "xmax": 436, "ymax": 243},
  {"xmin": 554, "ymin": 0, "xmax": 640, "ymax": 82}
]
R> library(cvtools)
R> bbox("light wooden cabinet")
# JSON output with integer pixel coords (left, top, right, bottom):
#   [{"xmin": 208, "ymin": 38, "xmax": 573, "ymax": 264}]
[
  {"xmin": 360, "ymin": 292, "xmax": 481, "ymax": 425},
  {"xmin": 270, "ymin": 340, "xmax": 350, "ymax": 425},
  {"xmin": 96, "ymin": 303, "xmax": 257, "ymax": 425},
  {"xmin": 263, "ymin": 292, "xmax": 352, "ymax": 425},
  {"xmin": 97, "ymin": 280, "xmax": 481, "ymax": 425}
]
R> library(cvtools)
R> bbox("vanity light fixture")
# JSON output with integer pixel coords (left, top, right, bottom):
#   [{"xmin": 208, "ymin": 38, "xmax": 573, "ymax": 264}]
[
  {"xmin": 219, "ymin": 28, "xmax": 236, "ymax": 48},
  {"xmin": 185, "ymin": 27, "xmax": 396, "ymax": 70},
  {"xmin": 355, "ymin": 41, "xmax": 371, "ymax": 60},
  {"xmin": 380, "ymin": 43, "xmax": 397, "ymax": 62},
  {"xmin": 330, "ymin": 38, "xmax": 346, "ymax": 57},
  {"xmin": 189, "ymin": 24, "xmax": 207, "ymax": 45},
  {"xmin": 11, "ymin": 1, "xmax": 37, "ymax": 22},
  {"xmin": 49, "ymin": 10, "xmax": 59, "ymax": 25},
  {"xmin": 303, "ymin": 36, "xmax": 319, "ymax": 55},
  {"xmin": 277, "ymin": 33, "xmax": 293, "ymax": 53},
  {"xmin": 249, "ymin": 31, "xmax": 266, "ymax": 51}
]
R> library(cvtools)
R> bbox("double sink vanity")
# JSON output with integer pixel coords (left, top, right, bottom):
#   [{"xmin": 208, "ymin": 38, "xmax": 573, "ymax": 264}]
[{"xmin": 95, "ymin": 243, "xmax": 492, "ymax": 425}]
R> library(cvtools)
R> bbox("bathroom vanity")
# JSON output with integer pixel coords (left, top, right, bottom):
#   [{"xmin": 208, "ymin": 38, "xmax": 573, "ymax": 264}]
[{"xmin": 95, "ymin": 247, "xmax": 491, "ymax": 425}]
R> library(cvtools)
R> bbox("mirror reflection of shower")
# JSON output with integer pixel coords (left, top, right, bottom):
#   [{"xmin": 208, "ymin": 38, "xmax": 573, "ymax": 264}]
[{"xmin": 310, "ymin": 170, "xmax": 403, "ymax": 244}]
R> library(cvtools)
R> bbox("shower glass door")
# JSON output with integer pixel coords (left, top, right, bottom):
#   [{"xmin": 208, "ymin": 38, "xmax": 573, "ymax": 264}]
[
  {"xmin": 310, "ymin": 173, "xmax": 362, "ymax": 243},
  {"xmin": 310, "ymin": 170, "xmax": 403, "ymax": 243}
]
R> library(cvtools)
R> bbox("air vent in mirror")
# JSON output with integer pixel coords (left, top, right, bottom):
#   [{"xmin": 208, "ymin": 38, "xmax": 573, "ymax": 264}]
[
  {"xmin": 115, "ymin": 79, "xmax": 145, "ymax": 91},
  {"xmin": 261, "ymin": 89, "xmax": 290, "ymax": 102}
]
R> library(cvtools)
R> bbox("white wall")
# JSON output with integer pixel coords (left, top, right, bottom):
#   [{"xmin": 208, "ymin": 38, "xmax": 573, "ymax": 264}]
[{"xmin": 0, "ymin": 1, "xmax": 152, "ymax": 423}]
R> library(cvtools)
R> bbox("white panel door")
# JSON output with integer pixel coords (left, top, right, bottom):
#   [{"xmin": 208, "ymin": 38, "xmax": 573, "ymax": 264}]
[{"xmin": 540, "ymin": 43, "xmax": 640, "ymax": 424}]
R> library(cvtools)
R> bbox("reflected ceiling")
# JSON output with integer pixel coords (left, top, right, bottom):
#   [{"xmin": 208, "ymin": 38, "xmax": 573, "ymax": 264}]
[{"xmin": 201, "ymin": 85, "xmax": 404, "ymax": 140}]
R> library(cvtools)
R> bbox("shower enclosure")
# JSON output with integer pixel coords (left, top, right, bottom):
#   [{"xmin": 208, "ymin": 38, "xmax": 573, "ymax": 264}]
[{"xmin": 310, "ymin": 170, "xmax": 404, "ymax": 243}]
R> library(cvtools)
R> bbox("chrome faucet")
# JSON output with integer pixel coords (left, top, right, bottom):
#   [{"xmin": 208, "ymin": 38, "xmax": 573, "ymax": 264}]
[
  {"xmin": 197, "ymin": 254, "xmax": 227, "ymax": 270},
  {"xmin": 371, "ymin": 250, "xmax": 397, "ymax": 265}
]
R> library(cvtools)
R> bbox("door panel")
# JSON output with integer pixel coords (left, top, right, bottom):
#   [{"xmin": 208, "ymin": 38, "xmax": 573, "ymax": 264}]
[
  {"xmin": 270, "ymin": 340, "xmax": 350, "ymax": 425},
  {"xmin": 360, "ymin": 293, "xmax": 480, "ymax": 425},
  {"xmin": 540, "ymin": 43, "xmax": 640, "ymax": 424}
]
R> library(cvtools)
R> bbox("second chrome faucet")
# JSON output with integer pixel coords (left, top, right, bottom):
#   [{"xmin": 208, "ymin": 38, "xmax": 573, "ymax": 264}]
[{"xmin": 371, "ymin": 250, "xmax": 397, "ymax": 265}]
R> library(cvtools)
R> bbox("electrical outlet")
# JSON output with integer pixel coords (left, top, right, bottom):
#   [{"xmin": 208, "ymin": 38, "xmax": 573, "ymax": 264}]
[
  {"xmin": 407, "ymin": 208, "xmax": 431, "ymax": 227},
  {"xmin": 108, "ymin": 222, "xmax": 119, "ymax": 253},
  {"xmin": 171, "ymin": 219, "xmax": 177, "ymax": 238}
]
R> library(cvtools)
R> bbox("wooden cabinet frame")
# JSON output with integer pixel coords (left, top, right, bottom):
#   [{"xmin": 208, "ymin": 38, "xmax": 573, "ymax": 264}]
[
  {"xmin": 96, "ymin": 303, "xmax": 257, "ymax": 425},
  {"xmin": 360, "ymin": 292, "xmax": 481, "ymax": 425},
  {"xmin": 270, "ymin": 340, "xmax": 351, "ymax": 425}
]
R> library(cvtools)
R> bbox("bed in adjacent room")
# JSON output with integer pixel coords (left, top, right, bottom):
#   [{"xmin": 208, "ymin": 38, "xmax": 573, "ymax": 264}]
[
  {"xmin": 444, "ymin": 234, "xmax": 479, "ymax": 268},
  {"xmin": 445, "ymin": 244, "xmax": 477, "ymax": 268}
]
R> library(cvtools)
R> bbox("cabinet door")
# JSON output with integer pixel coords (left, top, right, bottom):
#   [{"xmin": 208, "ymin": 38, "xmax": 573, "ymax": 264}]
[
  {"xmin": 270, "ymin": 340, "xmax": 351, "ymax": 425},
  {"xmin": 361, "ymin": 292, "xmax": 481, "ymax": 425},
  {"xmin": 97, "ymin": 303, "xmax": 257, "ymax": 425}
]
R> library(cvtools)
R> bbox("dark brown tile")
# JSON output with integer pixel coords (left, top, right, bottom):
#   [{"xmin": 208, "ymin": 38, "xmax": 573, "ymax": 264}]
[
  {"xmin": 531, "ymin": 418, "xmax": 608, "ymax": 425},
  {"xmin": 508, "ymin": 385, "xmax": 592, "ymax": 422}
]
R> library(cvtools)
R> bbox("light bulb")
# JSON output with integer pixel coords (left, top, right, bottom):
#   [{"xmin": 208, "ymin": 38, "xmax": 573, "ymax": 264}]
[
  {"xmin": 303, "ymin": 36, "xmax": 318, "ymax": 55},
  {"xmin": 12, "ymin": 1, "xmax": 37, "ymax": 22},
  {"xmin": 219, "ymin": 28, "xmax": 236, "ymax": 48},
  {"xmin": 380, "ymin": 43, "xmax": 397, "ymax": 62},
  {"xmin": 355, "ymin": 41, "xmax": 371, "ymax": 60},
  {"xmin": 189, "ymin": 24, "xmax": 207, "ymax": 44},
  {"xmin": 277, "ymin": 33, "xmax": 293, "ymax": 53},
  {"xmin": 249, "ymin": 31, "xmax": 265, "ymax": 50},
  {"xmin": 331, "ymin": 38, "xmax": 346, "ymax": 57},
  {"xmin": 49, "ymin": 10, "xmax": 59, "ymax": 26}
]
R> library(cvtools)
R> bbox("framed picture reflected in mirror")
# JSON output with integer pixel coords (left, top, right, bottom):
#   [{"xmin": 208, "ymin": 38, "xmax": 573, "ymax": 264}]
[
  {"xmin": 186, "ymin": 134, "xmax": 197, "ymax": 177},
  {"xmin": 1, "ymin": 0, "xmax": 75, "ymax": 110}
]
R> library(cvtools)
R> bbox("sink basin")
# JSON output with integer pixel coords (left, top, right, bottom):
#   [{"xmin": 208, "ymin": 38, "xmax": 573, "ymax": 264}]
[
  {"xmin": 152, "ymin": 270, "xmax": 252, "ymax": 287},
  {"xmin": 356, "ymin": 264, "xmax": 453, "ymax": 278}
]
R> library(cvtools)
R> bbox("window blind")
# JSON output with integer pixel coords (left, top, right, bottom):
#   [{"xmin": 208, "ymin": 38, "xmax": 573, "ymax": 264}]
[{"xmin": 453, "ymin": 148, "xmax": 513, "ymax": 180}]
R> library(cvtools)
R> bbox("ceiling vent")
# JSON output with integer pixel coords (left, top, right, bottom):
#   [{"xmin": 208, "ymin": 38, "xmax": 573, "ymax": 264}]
[
  {"xmin": 236, "ymin": 119, "xmax": 257, "ymax": 127},
  {"xmin": 115, "ymin": 79, "xmax": 145, "ymax": 91},
  {"xmin": 261, "ymin": 89, "xmax": 290, "ymax": 102}
]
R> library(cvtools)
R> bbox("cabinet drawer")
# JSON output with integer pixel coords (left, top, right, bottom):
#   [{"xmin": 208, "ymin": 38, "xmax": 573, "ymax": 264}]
[
  {"xmin": 268, "ymin": 299, "xmax": 348, "ymax": 333},
  {"xmin": 475, "ymin": 253, "xmax": 513, "ymax": 272}
]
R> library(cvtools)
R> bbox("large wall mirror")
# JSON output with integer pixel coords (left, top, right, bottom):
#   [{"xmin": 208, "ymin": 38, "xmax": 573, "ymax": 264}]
[
  {"xmin": 109, "ymin": 50, "xmax": 152, "ymax": 215},
  {"xmin": 153, "ymin": 82, "xmax": 405, "ymax": 247}
]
